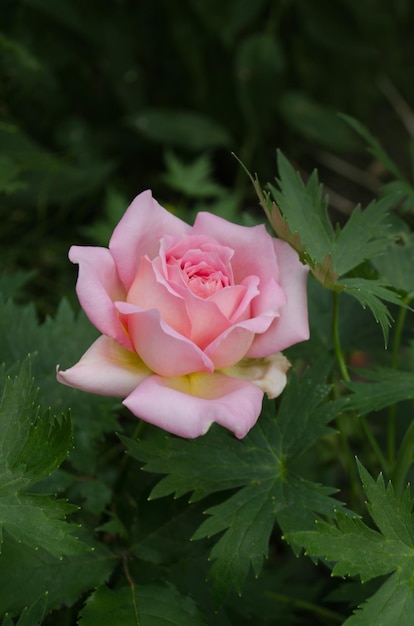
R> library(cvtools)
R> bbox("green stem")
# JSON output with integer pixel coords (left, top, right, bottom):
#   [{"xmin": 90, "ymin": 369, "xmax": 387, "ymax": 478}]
[
  {"xmin": 332, "ymin": 291, "xmax": 360, "ymax": 499},
  {"xmin": 332, "ymin": 291, "xmax": 350, "ymax": 383},
  {"xmin": 392, "ymin": 419, "xmax": 414, "ymax": 499},
  {"xmin": 388, "ymin": 301, "xmax": 409, "ymax": 466},
  {"xmin": 266, "ymin": 591, "xmax": 344, "ymax": 624},
  {"xmin": 332, "ymin": 291, "xmax": 388, "ymax": 475},
  {"xmin": 360, "ymin": 416, "xmax": 389, "ymax": 474},
  {"xmin": 112, "ymin": 419, "xmax": 147, "ymax": 493}
]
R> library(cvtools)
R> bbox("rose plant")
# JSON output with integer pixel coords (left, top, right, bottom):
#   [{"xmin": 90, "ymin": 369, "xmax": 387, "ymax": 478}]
[{"xmin": 57, "ymin": 190, "xmax": 309, "ymax": 438}]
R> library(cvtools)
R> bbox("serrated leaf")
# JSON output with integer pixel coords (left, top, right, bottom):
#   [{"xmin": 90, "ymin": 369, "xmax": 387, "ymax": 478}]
[
  {"xmin": 331, "ymin": 196, "xmax": 393, "ymax": 276},
  {"xmin": 0, "ymin": 296, "xmax": 118, "ymax": 473},
  {"xmin": 193, "ymin": 474, "xmax": 340, "ymax": 599},
  {"xmin": 122, "ymin": 360, "xmax": 345, "ymax": 597},
  {"xmin": 193, "ymin": 482, "xmax": 276, "ymax": 596},
  {"xmin": 268, "ymin": 151, "xmax": 334, "ymax": 264},
  {"xmin": 270, "ymin": 356, "xmax": 339, "ymax": 459},
  {"xmin": 357, "ymin": 462, "xmax": 414, "ymax": 546},
  {"xmin": 10, "ymin": 593, "xmax": 47, "ymax": 626},
  {"xmin": 290, "ymin": 511, "xmax": 405, "ymax": 582},
  {"xmin": 343, "ymin": 569, "xmax": 414, "ymax": 625},
  {"xmin": 372, "ymin": 227, "xmax": 414, "ymax": 294},
  {"xmin": 0, "ymin": 495, "xmax": 83, "ymax": 556},
  {"xmin": 346, "ymin": 368, "xmax": 414, "ymax": 415},
  {"xmin": 287, "ymin": 462, "xmax": 414, "ymax": 626},
  {"xmin": 0, "ymin": 532, "xmax": 115, "ymax": 617},
  {"xmin": 258, "ymin": 149, "xmax": 403, "ymax": 345},
  {"xmin": 78, "ymin": 583, "xmax": 205, "ymax": 626},
  {"xmin": 338, "ymin": 278, "xmax": 402, "ymax": 344},
  {"xmin": 0, "ymin": 361, "xmax": 86, "ymax": 557},
  {"xmin": 162, "ymin": 151, "xmax": 225, "ymax": 198},
  {"xmin": 14, "ymin": 411, "xmax": 72, "ymax": 486}
]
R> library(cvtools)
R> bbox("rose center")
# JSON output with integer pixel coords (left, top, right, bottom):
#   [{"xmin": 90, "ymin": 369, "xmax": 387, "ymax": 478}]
[
  {"xmin": 164, "ymin": 235, "xmax": 235, "ymax": 299},
  {"xmin": 182, "ymin": 259, "xmax": 228, "ymax": 297}
]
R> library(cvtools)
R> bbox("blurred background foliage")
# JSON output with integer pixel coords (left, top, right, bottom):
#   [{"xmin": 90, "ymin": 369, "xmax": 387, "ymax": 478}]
[{"xmin": 1, "ymin": 0, "xmax": 414, "ymax": 314}]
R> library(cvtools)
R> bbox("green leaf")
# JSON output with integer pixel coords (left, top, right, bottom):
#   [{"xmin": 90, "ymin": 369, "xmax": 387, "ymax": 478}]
[
  {"xmin": 7, "ymin": 594, "xmax": 47, "ymax": 626},
  {"xmin": 0, "ymin": 296, "xmax": 118, "ymax": 473},
  {"xmin": 287, "ymin": 462, "xmax": 414, "ymax": 626},
  {"xmin": 0, "ymin": 532, "xmax": 115, "ymax": 617},
  {"xmin": 78, "ymin": 583, "xmax": 205, "ymax": 626},
  {"xmin": 372, "ymin": 226, "xmax": 414, "ymax": 295},
  {"xmin": 162, "ymin": 151, "xmax": 225, "ymax": 199},
  {"xmin": 0, "ymin": 270, "xmax": 35, "ymax": 300},
  {"xmin": 331, "ymin": 196, "xmax": 392, "ymax": 276},
  {"xmin": 358, "ymin": 463, "xmax": 414, "ymax": 546},
  {"xmin": 279, "ymin": 93, "xmax": 362, "ymax": 152},
  {"xmin": 346, "ymin": 369, "xmax": 414, "ymax": 415},
  {"xmin": 343, "ymin": 570, "xmax": 414, "ymax": 625},
  {"xmin": 381, "ymin": 179, "xmax": 414, "ymax": 215},
  {"xmin": 0, "ymin": 360, "xmax": 86, "ymax": 557},
  {"xmin": 0, "ymin": 123, "xmax": 114, "ymax": 207},
  {"xmin": 121, "ymin": 360, "xmax": 345, "ymax": 597},
  {"xmin": 270, "ymin": 356, "xmax": 338, "ymax": 459},
  {"xmin": 268, "ymin": 151, "xmax": 334, "ymax": 265},
  {"xmin": 340, "ymin": 115, "xmax": 405, "ymax": 181},
  {"xmin": 337, "ymin": 278, "xmax": 402, "ymax": 345},
  {"xmin": 129, "ymin": 109, "xmax": 232, "ymax": 151},
  {"xmin": 266, "ymin": 152, "xmax": 396, "ymax": 281}
]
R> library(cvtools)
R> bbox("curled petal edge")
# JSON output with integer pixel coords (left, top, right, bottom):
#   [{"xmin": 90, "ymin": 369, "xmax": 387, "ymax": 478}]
[
  {"xmin": 222, "ymin": 352, "xmax": 291, "ymax": 399},
  {"xmin": 57, "ymin": 335, "xmax": 151, "ymax": 397}
]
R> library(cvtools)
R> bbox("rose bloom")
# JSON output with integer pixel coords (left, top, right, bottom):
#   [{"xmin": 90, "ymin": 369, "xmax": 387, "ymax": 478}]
[{"xmin": 57, "ymin": 191, "xmax": 309, "ymax": 438}]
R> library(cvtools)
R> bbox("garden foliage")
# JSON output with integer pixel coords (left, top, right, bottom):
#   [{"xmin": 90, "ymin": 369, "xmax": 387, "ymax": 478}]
[{"xmin": 2, "ymin": 1, "xmax": 414, "ymax": 624}]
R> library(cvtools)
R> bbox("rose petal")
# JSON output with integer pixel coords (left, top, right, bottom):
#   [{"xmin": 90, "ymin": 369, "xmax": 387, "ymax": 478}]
[
  {"xmin": 167, "ymin": 286, "xmax": 232, "ymax": 349},
  {"xmin": 210, "ymin": 281, "xmax": 253, "ymax": 322},
  {"xmin": 57, "ymin": 335, "xmax": 150, "ymax": 396},
  {"xmin": 116, "ymin": 301, "xmax": 214, "ymax": 376},
  {"xmin": 69, "ymin": 246, "xmax": 132, "ymax": 350},
  {"xmin": 109, "ymin": 190, "xmax": 191, "ymax": 290},
  {"xmin": 127, "ymin": 256, "xmax": 191, "ymax": 338},
  {"xmin": 205, "ymin": 324, "xmax": 255, "ymax": 369},
  {"xmin": 222, "ymin": 353, "xmax": 291, "ymax": 399},
  {"xmin": 205, "ymin": 302, "xmax": 277, "ymax": 369},
  {"xmin": 248, "ymin": 240, "xmax": 309, "ymax": 356},
  {"xmin": 123, "ymin": 372, "xmax": 264, "ymax": 438}
]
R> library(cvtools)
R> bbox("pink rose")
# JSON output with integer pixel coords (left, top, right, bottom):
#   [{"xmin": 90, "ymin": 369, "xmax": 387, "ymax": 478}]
[{"xmin": 57, "ymin": 191, "xmax": 309, "ymax": 438}]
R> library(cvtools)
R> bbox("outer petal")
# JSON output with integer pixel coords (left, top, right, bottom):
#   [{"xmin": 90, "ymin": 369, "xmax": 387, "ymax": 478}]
[
  {"xmin": 109, "ymin": 190, "xmax": 191, "ymax": 290},
  {"xmin": 248, "ymin": 240, "xmax": 309, "ymax": 356},
  {"xmin": 69, "ymin": 246, "xmax": 132, "ymax": 350},
  {"xmin": 123, "ymin": 372, "xmax": 264, "ymax": 438},
  {"xmin": 57, "ymin": 335, "xmax": 151, "ymax": 396},
  {"xmin": 116, "ymin": 302, "xmax": 214, "ymax": 377},
  {"xmin": 222, "ymin": 353, "xmax": 291, "ymax": 399}
]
